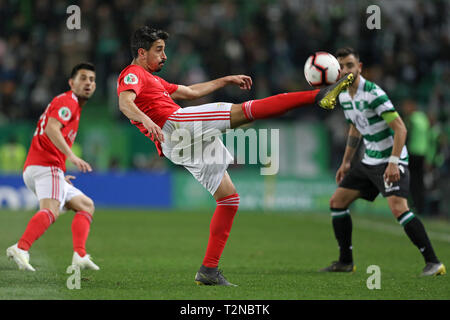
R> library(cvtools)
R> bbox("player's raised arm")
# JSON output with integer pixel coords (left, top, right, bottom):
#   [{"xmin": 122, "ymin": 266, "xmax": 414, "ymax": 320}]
[
  {"xmin": 170, "ymin": 75, "xmax": 252, "ymax": 100},
  {"xmin": 45, "ymin": 117, "xmax": 92, "ymax": 173},
  {"xmin": 118, "ymin": 90, "xmax": 164, "ymax": 142}
]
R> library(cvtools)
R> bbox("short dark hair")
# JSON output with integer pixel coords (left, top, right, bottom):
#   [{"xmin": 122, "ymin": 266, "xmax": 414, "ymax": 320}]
[
  {"xmin": 335, "ymin": 47, "xmax": 360, "ymax": 60},
  {"xmin": 70, "ymin": 62, "xmax": 95, "ymax": 79},
  {"xmin": 131, "ymin": 26, "xmax": 169, "ymax": 58}
]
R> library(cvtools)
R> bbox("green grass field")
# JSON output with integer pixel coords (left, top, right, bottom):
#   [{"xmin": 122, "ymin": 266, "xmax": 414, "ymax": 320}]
[{"xmin": 0, "ymin": 209, "xmax": 449, "ymax": 300}]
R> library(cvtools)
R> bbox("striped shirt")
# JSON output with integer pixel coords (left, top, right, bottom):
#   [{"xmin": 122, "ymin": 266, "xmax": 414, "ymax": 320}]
[{"xmin": 338, "ymin": 76, "xmax": 408, "ymax": 166}]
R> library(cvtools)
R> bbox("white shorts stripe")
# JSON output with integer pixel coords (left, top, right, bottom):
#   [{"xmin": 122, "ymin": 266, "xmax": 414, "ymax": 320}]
[{"xmin": 23, "ymin": 165, "xmax": 84, "ymax": 211}]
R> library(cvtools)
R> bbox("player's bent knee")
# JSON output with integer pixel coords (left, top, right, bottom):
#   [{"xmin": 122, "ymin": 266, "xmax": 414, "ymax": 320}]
[
  {"xmin": 389, "ymin": 203, "xmax": 408, "ymax": 218},
  {"xmin": 40, "ymin": 199, "xmax": 60, "ymax": 219},
  {"xmin": 85, "ymin": 197, "xmax": 95, "ymax": 215}
]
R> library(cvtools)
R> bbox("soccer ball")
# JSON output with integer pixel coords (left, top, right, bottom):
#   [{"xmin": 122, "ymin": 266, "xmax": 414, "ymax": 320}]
[{"xmin": 304, "ymin": 52, "xmax": 341, "ymax": 87}]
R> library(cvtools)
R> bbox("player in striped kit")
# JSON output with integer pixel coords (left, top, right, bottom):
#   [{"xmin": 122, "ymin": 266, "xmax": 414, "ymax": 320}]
[
  {"xmin": 320, "ymin": 47, "xmax": 445, "ymax": 276},
  {"xmin": 117, "ymin": 26, "xmax": 354, "ymax": 286}
]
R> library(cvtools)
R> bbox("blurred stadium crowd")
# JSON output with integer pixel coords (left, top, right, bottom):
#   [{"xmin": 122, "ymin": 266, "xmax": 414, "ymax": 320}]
[{"xmin": 0, "ymin": 0, "xmax": 449, "ymax": 215}]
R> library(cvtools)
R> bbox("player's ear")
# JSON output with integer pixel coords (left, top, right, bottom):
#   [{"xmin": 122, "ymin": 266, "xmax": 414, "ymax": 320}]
[
  {"xmin": 68, "ymin": 78, "xmax": 74, "ymax": 88},
  {"xmin": 137, "ymin": 48, "xmax": 147, "ymax": 59}
]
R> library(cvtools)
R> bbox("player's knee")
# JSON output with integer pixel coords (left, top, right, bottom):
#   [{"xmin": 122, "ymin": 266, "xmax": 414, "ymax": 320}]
[
  {"xmin": 85, "ymin": 197, "xmax": 95, "ymax": 215},
  {"xmin": 77, "ymin": 196, "xmax": 95, "ymax": 215},
  {"xmin": 329, "ymin": 195, "xmax": 346, "ymax": 209},
  {"xmin": 389, "ymin": 203, "xmax": 408, "ymax": 217},
  {"xmin": 40, "ymin": 201, "xmax": 60, "ymax": 220},
  {"xmin": 49, "ymin": 209, "xmax": 60, "ymax": 220},
  {"xmin": 387, "ymin": 196, "xmax": 409, "ymax": 218}
]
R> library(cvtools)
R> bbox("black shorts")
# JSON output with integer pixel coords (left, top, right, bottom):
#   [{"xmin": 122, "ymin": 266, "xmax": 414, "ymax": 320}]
[{"xmin": 339, "ymin": 161, "xmax": 410, "ymax": 201}]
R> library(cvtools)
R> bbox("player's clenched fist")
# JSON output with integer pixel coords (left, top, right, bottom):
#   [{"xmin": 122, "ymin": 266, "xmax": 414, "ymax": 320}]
[{"xmin": 383, "ymin": 163, "xmax": 400, "ymax": 184}]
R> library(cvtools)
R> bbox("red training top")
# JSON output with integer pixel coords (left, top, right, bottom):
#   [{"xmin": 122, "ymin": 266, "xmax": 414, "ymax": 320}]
[
  {"xmin": 117, "ymin": 64, "xmax": 180, "ymax": 155},
  {"xmin": 24, "ymin": 90, "xmax": 81, "ymax": 172}
]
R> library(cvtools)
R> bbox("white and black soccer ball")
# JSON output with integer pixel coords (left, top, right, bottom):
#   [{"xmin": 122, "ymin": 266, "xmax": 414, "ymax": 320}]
[{"xmin": 304, "ymin": 52, "xmax": 341, "ymax": 87}]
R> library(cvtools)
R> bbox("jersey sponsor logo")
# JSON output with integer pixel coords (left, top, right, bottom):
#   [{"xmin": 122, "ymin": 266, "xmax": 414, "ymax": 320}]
[
  {"xmin": 384, "ymin": 178, "xmax": 400, "ymax": 192},
  {"xmin": 68, "ymin": 129, "xmax": 77, "ymax": 143},
  {"xmin": 124, "ymin": 73, "xmax": 138, "ymax": 85},
  {"xmin": 58, "ymin": 107, "xmax": 72, "ymax": 121}
]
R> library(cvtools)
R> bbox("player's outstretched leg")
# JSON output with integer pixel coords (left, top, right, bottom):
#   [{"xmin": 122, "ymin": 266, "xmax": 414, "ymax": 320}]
[
  {"xmin": 7, "ymin": 207, "xmax": 57, "ymax": 271},
  {"xmin": 232, "ymin": 73, "xmax": 354, "ymax": 127},
  {"xmin": 396, "ymin": 210, "xmax": 446, "ymax": 276},
  {"xmin": 315, "ymin": 73, "xmax": 355, "ymax": 109},
  {"xmin": 387, "ymin": 196, "xmax": 446, "ymax": 276},
  {"xmin": 195, "ymin": 173, "xmax": 239, "ymax": 286}
]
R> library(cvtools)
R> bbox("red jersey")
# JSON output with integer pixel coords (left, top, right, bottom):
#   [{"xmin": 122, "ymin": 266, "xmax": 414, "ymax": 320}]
[
  {"xmin": 117, "ymin": 64, "xmax": 180, "ymax": 155},
  {"xmin": 24, "ymin": 90, "xmax": 82, "ymax": 172}
]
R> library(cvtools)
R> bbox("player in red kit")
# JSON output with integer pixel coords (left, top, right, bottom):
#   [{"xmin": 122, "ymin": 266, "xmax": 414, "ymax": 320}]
[
  {"xmin": 117, "ymin": 27, "xmax": 354, "ymax": 286},
  {"xmin": 7, "ymin": 63, "xmax": 99, "ymax": 272}
]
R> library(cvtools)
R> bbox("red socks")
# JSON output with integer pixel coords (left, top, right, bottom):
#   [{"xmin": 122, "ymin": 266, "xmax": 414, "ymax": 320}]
[
  {"xmin": 242, "ymin": 90, "xmax": 319, "ymax": 120},
  {"xmin": 71, "ymin": 211, "xmax": 93, "ymax": 257},
  {"xmin": 18, "ymin": 209, "xmax": 55, "ymax": 251},
  {"xmin": 17, "ymin": 209, "xmax": 92, "ymax": 257},
  {"xmin": 202, "ymin": 194, "xmax": 240, "ymax": 268}
]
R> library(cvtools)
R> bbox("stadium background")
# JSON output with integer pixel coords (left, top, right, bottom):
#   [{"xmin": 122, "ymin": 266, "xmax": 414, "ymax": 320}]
[{"xmin": 0, "ymin": 0, "xmax": 448, "ymax": 218}]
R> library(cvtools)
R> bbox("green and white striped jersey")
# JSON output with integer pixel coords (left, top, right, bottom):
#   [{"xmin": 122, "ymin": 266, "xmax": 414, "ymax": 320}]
[{"xmin": 338, "ymin": 76, "xmax": 408, "ymax": 166}]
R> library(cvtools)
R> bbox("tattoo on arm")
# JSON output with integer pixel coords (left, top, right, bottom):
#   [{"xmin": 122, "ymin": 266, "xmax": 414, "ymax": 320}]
[{"xmin": 347, "ymin": 135, "xmax": 361, "ymax": 148}]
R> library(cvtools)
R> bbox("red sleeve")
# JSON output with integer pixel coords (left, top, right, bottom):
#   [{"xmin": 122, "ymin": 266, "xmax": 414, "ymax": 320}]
[
  {"xmin": 47, "ymin": 97, "xmax": 77, "ymax": 126},
  {"xmin": 156, "ymin": 76, "xmax": 179, "ymax": 94},
  {"xmin": 117, "ymin": 66, "xmax": 145, "ymax": 96}
]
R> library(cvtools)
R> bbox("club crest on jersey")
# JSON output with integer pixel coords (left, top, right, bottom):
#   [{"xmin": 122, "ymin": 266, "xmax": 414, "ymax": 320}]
[
  {"xmin": 124, "ymin": 73, "xmax": 138, "ymax": 85},
  {"xmin": 58, "ymin": 107, "xmax": 72, "ymax": 121},
  {"xmin": 355, "ymin": 114, "xmax": 369, "ymax": 128}
]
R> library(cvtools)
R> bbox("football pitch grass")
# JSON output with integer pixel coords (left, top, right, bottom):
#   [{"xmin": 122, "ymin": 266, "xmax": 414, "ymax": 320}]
[{"xmin": 0, "ymin": 209, "xmax": 449, "ymax": 300}]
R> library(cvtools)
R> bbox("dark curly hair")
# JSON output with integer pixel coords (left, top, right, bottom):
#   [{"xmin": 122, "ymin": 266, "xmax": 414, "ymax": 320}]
[
  {"xmin": 70, "ymin": 62, "xmax": 95, "ymax": 79},
  {"xmin": 131, "ymin": 26, "xmax": 169, "ymax": 58},
  {"xmin": 335, "ymin": 47, "xmax": 360, "ymax": 60}
]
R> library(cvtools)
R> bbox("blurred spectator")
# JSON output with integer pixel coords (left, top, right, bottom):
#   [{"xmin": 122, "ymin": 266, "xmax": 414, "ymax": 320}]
[
  {"xmin": 401, "ymin": 99, "xmax": 430, "ymax": 215},
  {"xmin": 133, "ymin": 153, "xmax": 167, "ymax": 172},
  {"xmin": 0, "ymin": 135, "xmax": 26, "ymax": 173},
  {"xmin": 0, "ymin": 0, "xmax": 448, "ymax": 121},
  {"xmin": 0, "ymin": 0, "xmax": 448, "ymax": 193}
]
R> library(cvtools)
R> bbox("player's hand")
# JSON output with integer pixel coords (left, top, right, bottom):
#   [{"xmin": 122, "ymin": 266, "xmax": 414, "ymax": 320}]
[
  {"xmin": 68, "ymin": 154, "xmax": 92, "ymax": 173},
  {"xmin": 226, "ymin": 75, "xmax": 253, "ymax": 90},
  {"xmin": 142, "ymin": 118, "xmax": 164, "ymax": 143},
  {"xmin": 383, "ymin": 163, "xmax": 400, "ymax": 184},
  {"xmin": 64, "ymin": 175, "xmax": 76, "ymax": 185},
  {"xmin": 336, "ymin": 161, "xmax": 351, "ymax": 184}
]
